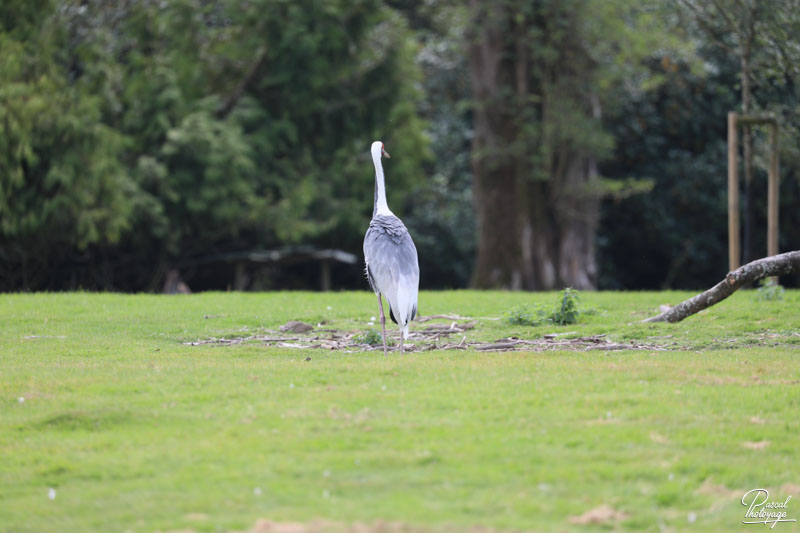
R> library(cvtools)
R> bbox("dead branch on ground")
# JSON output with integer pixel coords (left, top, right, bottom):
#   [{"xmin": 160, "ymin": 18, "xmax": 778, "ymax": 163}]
[{"xmin": 644, "ymin": 251, "xmax": 800, "ymax": 323}]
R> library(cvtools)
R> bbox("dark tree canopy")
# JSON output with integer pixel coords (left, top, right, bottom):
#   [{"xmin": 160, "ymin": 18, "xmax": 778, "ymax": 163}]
[
  {"xmin": 1, "ymin": 0, "xmax": 799, "ymax": 292},
  {"xmin": 0, "ymin": 0, "xmax": 428, "ymax": 291}
]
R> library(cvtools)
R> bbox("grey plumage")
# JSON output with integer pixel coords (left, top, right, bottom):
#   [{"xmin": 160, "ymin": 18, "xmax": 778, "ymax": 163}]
[
  {"xmin": 363, "ymin": 141, "xmax": 419, "ymax": 355},
  {"xmin": 364, "ymin": 215, "xmax": 419, "ymax": 321}
]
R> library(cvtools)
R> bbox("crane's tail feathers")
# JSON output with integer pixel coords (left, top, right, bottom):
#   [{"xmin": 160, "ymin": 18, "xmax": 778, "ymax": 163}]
[{"xmin": 389, "ymin": 303, "xmax": 416, "ymax": 326}]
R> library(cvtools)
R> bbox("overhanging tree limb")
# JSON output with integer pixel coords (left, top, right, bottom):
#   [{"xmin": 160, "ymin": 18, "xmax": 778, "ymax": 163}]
[
  {"xmin": 643, "ymin": 251, "xmax": 800, "ymax": 323},
  {"xmin": 215, "ymin": 46, "xmax": 268, "ymax": 120}
]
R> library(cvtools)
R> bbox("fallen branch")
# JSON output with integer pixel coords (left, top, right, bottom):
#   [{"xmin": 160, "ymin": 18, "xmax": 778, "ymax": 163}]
[
  {"xmin": 417, "ymin": 314, "xmax": 471, "ymax": 323},
  {"xmin": 644, "ymin": 251, "xmax": 800, "ymax": 323}
]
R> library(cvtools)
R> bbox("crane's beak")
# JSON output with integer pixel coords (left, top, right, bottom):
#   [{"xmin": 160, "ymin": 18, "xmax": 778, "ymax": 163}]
[{"xmin": 382, "ymin": 147, "xmax": 391, "ymax": 158}]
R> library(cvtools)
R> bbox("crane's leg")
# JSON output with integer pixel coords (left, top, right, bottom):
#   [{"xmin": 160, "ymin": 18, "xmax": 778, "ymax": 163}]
[
  {"xmin": 376, "ymin": 293, "xmax": 388, "ymax": 356},
  {"xmin": 400, "ymin": 332, "xmax": 404, "ymax": 354}
]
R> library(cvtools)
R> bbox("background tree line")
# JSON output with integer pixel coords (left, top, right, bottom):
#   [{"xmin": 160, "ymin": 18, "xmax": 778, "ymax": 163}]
[{"xmin": 1, "ymin": 0, "xmax": 798, "ymax": 292}]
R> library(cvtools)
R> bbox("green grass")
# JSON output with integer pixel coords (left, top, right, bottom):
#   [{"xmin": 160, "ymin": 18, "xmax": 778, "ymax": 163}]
[{"xmin": 1, "ymin": 290, "xmax": 799, "ymax": 532}]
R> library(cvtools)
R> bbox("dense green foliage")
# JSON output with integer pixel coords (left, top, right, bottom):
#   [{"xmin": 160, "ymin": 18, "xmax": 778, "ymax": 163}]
[
  {"xmin": 1, "ymin": 0, "xmax": 799, "ymax": 291},
  {"xmin": 599, "ymin": 43, "xmax": 800, "ymax": 289},
  {"xmin": 598, "ymin": 52, "xmax": 740, "ymax": 289},
  {"xmin": 1, "ymin": 0, "xmax": 428, "ymax": 290},
  {"xmin": 2, "ymin": 291, "xmax": 799, "ymax": 531}
]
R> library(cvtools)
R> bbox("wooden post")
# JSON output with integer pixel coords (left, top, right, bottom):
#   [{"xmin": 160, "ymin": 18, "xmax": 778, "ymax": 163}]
[
  {"xmin": 320, "ymin": 260, "xmax": 331, "ymax": 292},
  {"xmin": 728, "ymin": 112, "xmax": 780, "ymax": 280},
  {"xmin": 767, "ymin": 122, "xmax": 780, "ymax": 284},
  {"xmin": 768, "ymin": 122, "xmax": 779, "ymax": 258},
  {"xmin": 728, "ymin": 112, "xmax": 740, "ymax": 271}
]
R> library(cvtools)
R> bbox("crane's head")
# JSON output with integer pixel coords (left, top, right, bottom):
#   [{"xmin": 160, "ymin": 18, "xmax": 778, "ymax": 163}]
[{"xmin": 371, "ymin": 140, "xmax": 390, "ymax": 159}]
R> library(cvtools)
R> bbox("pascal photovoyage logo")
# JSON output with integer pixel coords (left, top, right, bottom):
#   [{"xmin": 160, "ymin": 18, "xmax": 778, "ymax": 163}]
[{"xmin": 741, "ymin": 488, "xmax": 796, "ymax": 528}]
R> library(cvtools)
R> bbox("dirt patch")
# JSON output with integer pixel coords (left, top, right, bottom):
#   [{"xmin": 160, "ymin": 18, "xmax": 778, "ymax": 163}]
[
  {"xmin": 186, "ymin": 316, "xmax": 666, "ymax": 353},
  {"xmin": 696, "ymin": 478, "xmax": 740, "ymax": 499},
  {"xmin": 695, "ymin": 375, "xmax": 800, "ymax": 387},
  {"xmin": 781, "ymin": 483, "xmax": 800, "ymax": 496},
  {"xmin": 695, "ymin": 478, "xmax": 742, "ymax": 513},
  {"xmin": 280, "ymin": 321, "xmax": 315, "ymax": 333},
  {"xmin": 741, "ymin": 440, "xmax": 770, "ymax": 450},
  {"xmin": 649, "ymin": 431, "xmax": 670, "ymax": 444},
  {"xmin": 568, "ymin": 505, "xmax": 629, "ymax": 525},
  {"xmin": 241, "ymin": 520, "xmax": 528, "ymax": 532},
  {"xmin": 164, "ymin": 519, "xmax": 537, "ymax": 533}
]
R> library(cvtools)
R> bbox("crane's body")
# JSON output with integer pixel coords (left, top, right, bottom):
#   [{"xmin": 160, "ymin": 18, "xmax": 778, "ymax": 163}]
[{"xmin": 363, "ymin": 141, "xmax": 419, "ymax": 355}]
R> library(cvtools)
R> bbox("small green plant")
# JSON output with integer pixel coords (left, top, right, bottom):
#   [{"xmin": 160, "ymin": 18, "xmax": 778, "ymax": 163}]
[
  {"xmin": 353, "ymin": 328, "xmax": 384, "ymax": 345},
  {"xmin": 504, "ymin": 288, "xmax": 582, "ymax": 326},
  {"xmin": 504, "ymin": 304, "xmax": 550, "ymax": 326},
  {"xmin": 552, "ymin": 287, "xmax": 580, "ymax": 325},
  {"xmin": 756, "ymin": 278, "xmax": 784, "ymax": 301}
]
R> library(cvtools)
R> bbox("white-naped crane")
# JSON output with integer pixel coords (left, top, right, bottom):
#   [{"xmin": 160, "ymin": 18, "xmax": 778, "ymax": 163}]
[{"xmin": 363, "ymin": 141, "xmax": 419, "ymax": 355}]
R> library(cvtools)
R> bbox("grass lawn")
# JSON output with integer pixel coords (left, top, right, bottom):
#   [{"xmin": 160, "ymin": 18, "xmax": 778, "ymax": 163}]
[{"xmin": 1, "ymin": 290, "xmax": 799, "ymax": 532}]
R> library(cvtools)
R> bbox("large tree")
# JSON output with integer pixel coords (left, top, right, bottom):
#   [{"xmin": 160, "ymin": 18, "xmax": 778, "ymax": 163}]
[
  {"xmin": 467, "ymin": 0, "xmax": 610, "ymax": 289},
  {"xmin": 466, "ymin": 0, "xmax": 699, "ymax": 290}
]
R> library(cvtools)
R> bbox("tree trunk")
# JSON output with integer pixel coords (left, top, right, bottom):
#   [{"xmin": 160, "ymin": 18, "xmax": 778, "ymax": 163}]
[
  {"xmin": 471, "ymin": 158, "xmax": 522, "ymax": 288},
  {"xmin": 553, "ymin": 155, "xmax": 599, "ymax": 289},
  {"xmin": 643, "ymin": 251, "xmax": 800, "ymax": 323},
  {"xmin": 468, "ymin": 0, "xmax": 598, "ymax": 290},
  {"xmin": 468, "ymin": 1, "xmax": 523, "ymax": 288}
]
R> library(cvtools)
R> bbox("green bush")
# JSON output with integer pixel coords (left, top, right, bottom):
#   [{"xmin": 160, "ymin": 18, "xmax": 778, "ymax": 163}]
[
  {"xmin": 353, "ymin": 328, "xmax": 384, "ymax": 345},
  {"xmin": 552, "ymin": 287, "xmax": 581, "ymax": 325},
  {"xmin": 503, "ymin": 304, "xmax": 551, "ymax": 326},
  {"xmin": 504, "ymin": 288, "xmax": 581, "ymax": 327}
]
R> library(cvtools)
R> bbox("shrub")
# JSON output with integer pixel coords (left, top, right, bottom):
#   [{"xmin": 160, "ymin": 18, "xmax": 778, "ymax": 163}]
[
  {"xmin": 504, "ymin": 304, "xmax": 551, "ymax": 326},
  {"xmin": 552, "ymin": 287, "xmax": 581, "ymax": 325},
  {"xmin": 504, "ymin": 288, "xmax": 582, "ymax": 326},
  {"xmin": 353, "ymin": 329, "xmax": 384, "ymax": 345}
]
